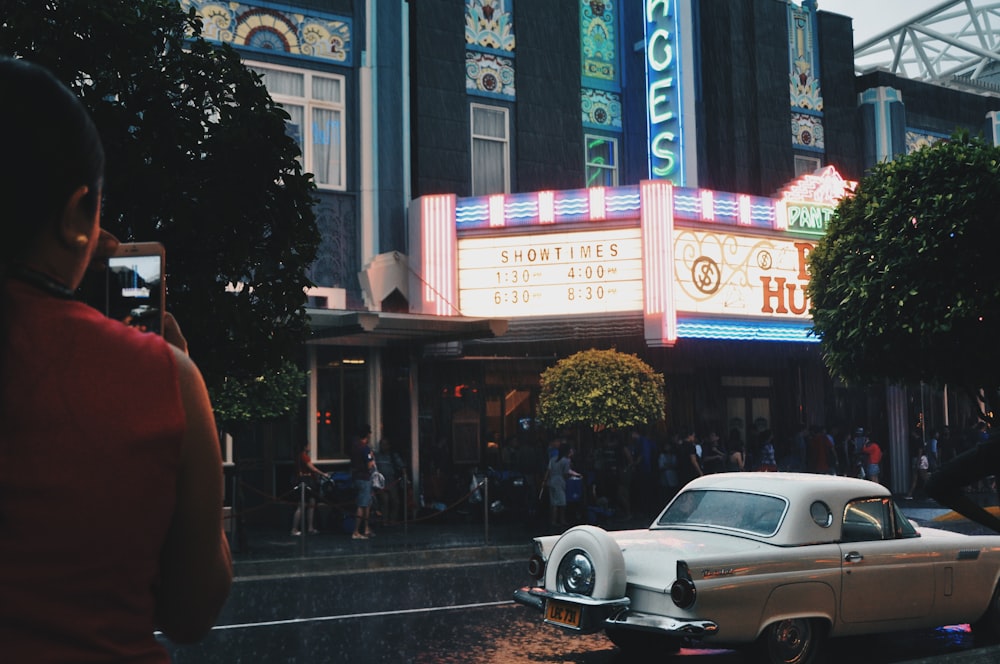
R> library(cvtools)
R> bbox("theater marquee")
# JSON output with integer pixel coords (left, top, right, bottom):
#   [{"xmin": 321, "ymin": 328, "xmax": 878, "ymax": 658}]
[{"xmin": 409, "ymin": 167, "xmax": 856, "ymax": 345}]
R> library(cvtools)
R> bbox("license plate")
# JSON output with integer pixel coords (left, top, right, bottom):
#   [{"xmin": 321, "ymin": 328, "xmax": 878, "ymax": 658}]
[{"xmin": 545, "ymin": 599, "xmax": 582, "ymax": 629}]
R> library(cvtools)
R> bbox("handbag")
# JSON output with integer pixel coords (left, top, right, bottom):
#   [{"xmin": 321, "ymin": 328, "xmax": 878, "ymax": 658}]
[{"xmin": 371, "ymin": 468, "xmax": 386, "ymax": 490}]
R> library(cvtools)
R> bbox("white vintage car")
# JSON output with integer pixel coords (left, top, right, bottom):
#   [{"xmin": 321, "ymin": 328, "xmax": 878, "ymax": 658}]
[{"xmin": 514, "ymin": 472, "xmax": 1000, "ymax": 663}]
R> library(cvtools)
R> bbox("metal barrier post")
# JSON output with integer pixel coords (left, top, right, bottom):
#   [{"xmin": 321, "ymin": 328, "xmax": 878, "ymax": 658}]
[
  {"xmin": 483, "ymin": 474, "xmax": 490, "ymax": 545},
  {"xmin": 299, "ymin": 479, "xmax": 306, "ymax": 554},
  {"xmin": 403, "ymin": 468, "xmax": 409, "ymax": 539}
]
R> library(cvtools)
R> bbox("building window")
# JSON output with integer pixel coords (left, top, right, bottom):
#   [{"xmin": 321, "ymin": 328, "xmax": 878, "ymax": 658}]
[
  {"xmin": 585, "ymin": 134, "xmax": 618, "ymax": 187},
  {"xmin": 471, "ymin": 103, "xmax": 510, "ymax": 195},
  {"xmin": 794, "ymin": 154, "xmax": 821, "ymax": 177},
  {"xmin": 247, "ymin": 62, "xmax": 346, "ymax": 191}
]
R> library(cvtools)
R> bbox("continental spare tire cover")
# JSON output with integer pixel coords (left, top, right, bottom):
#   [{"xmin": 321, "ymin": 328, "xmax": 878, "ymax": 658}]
[{"xmin": 544, "ymin": 525, "xmax": 627, "ymax": 600}]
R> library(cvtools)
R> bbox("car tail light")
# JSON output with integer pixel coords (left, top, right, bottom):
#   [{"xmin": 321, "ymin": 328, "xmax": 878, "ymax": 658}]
[
  {"xmin": 671, "ymin": 560, "xmax": 697, "ymax": 609},
  {"xmin": 527, "ymin": 554, "xmax": 545, "ymax": 579}
]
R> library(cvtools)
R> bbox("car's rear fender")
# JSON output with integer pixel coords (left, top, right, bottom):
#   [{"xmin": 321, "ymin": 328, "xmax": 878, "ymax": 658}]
[{"xmin": 756, "ymin": 582, "xmax": 836, "ymax": 639}]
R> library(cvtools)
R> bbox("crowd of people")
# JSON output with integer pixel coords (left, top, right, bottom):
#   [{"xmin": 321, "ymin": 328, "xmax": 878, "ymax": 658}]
[
  {"xmin": 493, "ymin": 420, "xmax": 999, "ymax": 525},
  {"xmin": 289, "ymin": 417, "xmax": 1000, "ymax": 535}
]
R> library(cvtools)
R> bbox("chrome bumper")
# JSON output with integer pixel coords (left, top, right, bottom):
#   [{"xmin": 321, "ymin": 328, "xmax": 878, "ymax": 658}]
[
  {"xmin": 513, "ymin": 586, "xmax": 630, "ymax": 633},
  {"xmin": 605, "ymin": 610, "xmax": 718, "ymax": 636},
  {"xmin": 514, "ymin": 586, "xmax": 718, "ymax": 638}
]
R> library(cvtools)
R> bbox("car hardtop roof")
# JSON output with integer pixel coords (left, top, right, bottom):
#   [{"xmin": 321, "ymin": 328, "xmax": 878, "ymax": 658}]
[{"xmin": 682, "ymin": 471, "xmax": 892, "ymax": 500}]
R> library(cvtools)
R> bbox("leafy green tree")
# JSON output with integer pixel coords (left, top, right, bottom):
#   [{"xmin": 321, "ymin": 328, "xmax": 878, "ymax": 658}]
[
  {"xmin": 808, "ymin": 131, "xmax": 1000, "ymax": 422},
  {"xmin": 0, "ymin": 0, "xmax": 319, "ymax": 423},
  {"xmin": 538, "ymin": 348, "xmax": 665, "ymax": 431}
]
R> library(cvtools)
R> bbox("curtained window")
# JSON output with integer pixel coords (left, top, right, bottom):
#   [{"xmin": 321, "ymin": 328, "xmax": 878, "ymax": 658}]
[
  {"xmin": 471, "ymin": 103, "xmax": 509, "ymax": 195},
  {"xmin": 247, "ymin": 62, "xmax": 346, "ymax": 191}
]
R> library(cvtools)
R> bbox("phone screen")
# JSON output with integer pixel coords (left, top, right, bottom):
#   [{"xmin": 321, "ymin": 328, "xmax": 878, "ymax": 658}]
[{"xmin": 106, "ymin": 249, "xmax": 164, "ymax": 335}]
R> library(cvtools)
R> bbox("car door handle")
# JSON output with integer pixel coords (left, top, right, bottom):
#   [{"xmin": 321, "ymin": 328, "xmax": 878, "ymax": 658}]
[{"xmin": 844, "ymin": 551, "xmax": 864, "ymax": 563}]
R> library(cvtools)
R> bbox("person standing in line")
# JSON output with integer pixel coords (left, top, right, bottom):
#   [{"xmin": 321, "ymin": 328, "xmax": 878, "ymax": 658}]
[
  {"xmin": 291, "ymin": 442, "xmax": 330, "ymax": 535},
  {"xmin": 374, "ymin": 436, "xmax": 406, "ymax": 523},
  {"xmin": 616, "ymin": 434, "xmax": 638, "ymax": 519},
  {"xmin": 806, "ymin": 425, "xmax": 837, "ymax": 475},
  {"xmin": 905, "ymin": 443, "xmax": 930, "ymax": 499},
  {"xmin": 658, "ymin": 435, "xmax": 681, "ymax": 502},
  {"xmin": 0, "ymin": 57, "xmax": 231, "ymax": 660},
  {"xmin": 758, "ymin": 430, "xmax": 778, "ymax": 472},
  {"xmin": 548, "ymin": 443, "xmax": 582, "ymax": 527},
  {"xmin": 677, "ymin": 428, "xmax": 703, "ymax": 487},
  {"xmin": 862, "ymin": 436, "xmax": 883, "ymax": 484},
  {"xmin": 926, "ymin": 428, "xmax": 940, "ymax": 472},
  {"xmin": 701, "ymin": 431, "xmax": 726, "ymax": 474},
  {"xmin": 350, "ymin": 424, "xmax": 376, "ymax": 540},
  {"xmin": 726, "ymin": 436, "xmax": 746, "ymax": 472}
]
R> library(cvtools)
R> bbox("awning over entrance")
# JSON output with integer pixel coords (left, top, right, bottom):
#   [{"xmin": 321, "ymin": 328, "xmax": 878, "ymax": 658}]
[{"xmin": 305, "ymin": 309, "xmax": 509, "ymax": 347}]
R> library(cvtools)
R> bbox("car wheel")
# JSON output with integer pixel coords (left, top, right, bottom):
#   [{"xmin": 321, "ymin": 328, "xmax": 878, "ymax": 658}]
[
  {"xmin": 605, "ymin": 626, "xmax": 681, "ymax": 656},
  {"xmin": 973, "ymin": 582, "xmax": 1000, "ymax": 644},
  {"xmin": 756, "ymin": 618, "xmax": 826, "ymax": 664},
  {"xmin": 544, "ymin": 525, "xmax": 626, "ymax": 600}
]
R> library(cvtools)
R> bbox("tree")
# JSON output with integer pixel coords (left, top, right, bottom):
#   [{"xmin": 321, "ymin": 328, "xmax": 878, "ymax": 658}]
[
  {"xmin": 0, "ymin": 0, "xmax": 319, "ymax": 423},
  {"xmin": 537, "ymin": 348, "xmax": 665, "ymax": 431},
  {"xmin": 807, "ymin": 131, "xmax": 1000, "ymax": 422}
]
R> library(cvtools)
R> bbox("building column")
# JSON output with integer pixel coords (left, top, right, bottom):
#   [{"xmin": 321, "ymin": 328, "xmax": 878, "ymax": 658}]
[
  {"xmin": 858, "ymin": 86, "xmax": 905, "ymax": 169},
  {"xmin": 987, "ymin": 110, "xmax": 1000, "ymax": 147},
  {"xmin": 886, "ymin": 383, "xmax": 909, "ymax": 495}
]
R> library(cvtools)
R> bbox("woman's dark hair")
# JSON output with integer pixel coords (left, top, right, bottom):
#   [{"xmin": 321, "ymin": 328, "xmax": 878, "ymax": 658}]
[
  {"xmin": 558, "ymin": 443, "xmax": 571, "ymax": 460},
  {"xmin": 0, "ymin": 58, "xmax": 105, "ymax": 402},
  {"xmin": 0, "ymin": 57, "xmax": 105, "ymax": 267}
]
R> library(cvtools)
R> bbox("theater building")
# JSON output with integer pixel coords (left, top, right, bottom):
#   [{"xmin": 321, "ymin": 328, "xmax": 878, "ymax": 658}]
[{"xmin": 181, "ymin": 0, "xmax": 1000, "ymax": 510}]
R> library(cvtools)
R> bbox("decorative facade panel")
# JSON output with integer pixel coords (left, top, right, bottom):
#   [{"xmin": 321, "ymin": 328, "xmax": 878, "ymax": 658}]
[
  {"xmin": 792, "ymin": 112, "xmax": 825, "ymax": 150},
  {"xmin": 906, "ymin": 130, "xmax": 947, "ymax": 153},
  {"xmin": 787, "ymin": 2, "xmax": 823, "ymax": 112},
  {"xmin": 309, "ymin": 193, "xmax": 358, "ymax": 295},
  {"xmin": 180, "ymin": 0, "xmax": 352, "ymax": 65},
  {"xmin": 581, "ymin": 0, "xmax": 617, "ymax": 83},
  {"xmin": 466, "ymin": 52, "xmax": 516, "ymax": 98},
  {"xmin": 465, "ymin": 0, "xmax": 516, "ymax": 53},
  {"xmin": 581, "ymin": 88, "xmax": 622, "ymax": 129}
]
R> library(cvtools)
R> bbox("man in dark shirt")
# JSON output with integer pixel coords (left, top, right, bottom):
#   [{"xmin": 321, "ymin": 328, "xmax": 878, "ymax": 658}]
[{"xmin": 677, "ymin": 428, "xmax": 703, "ymax": 488}]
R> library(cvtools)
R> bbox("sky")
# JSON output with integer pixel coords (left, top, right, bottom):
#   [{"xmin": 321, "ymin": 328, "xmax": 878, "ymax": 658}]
[{"xmin": 805, "ymin": 0, "xmax": 954, "ymax": 44}]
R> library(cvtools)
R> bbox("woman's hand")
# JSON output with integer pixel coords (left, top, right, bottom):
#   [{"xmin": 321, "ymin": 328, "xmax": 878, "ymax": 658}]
[
  {"xmin": 87, "ymin": 229, "xmax": 120, "ymax": 271},
  {"xmin": 163, "ymin": 312, "xmax": 189, "ymax": 355}
]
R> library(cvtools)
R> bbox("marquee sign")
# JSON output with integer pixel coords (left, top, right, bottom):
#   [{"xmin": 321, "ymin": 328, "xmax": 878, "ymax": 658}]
[
  {"xmin": 645, "ymin": 0, "xmax": 686, "ymax": 184},
  {"xmin": 457, "ymin": 229, "xmax": 644, "ymax": 317},
  {"xmin": 409, "ymin": 167, "xmax": 858, "ymax": 344},
  {"xmin": 672, "ymin": 230, "xmax": 813, "ymax": 319}
]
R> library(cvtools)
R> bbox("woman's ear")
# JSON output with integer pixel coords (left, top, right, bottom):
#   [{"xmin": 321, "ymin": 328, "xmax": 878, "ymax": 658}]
[{"xmin": 57, "ymin": 185, "xmax": 100, "ymax": 251}]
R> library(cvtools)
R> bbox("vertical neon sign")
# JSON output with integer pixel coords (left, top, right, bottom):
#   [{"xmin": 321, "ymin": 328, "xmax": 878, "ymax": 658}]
[{"xmin": 645, "ymin": 0, "xmax": 685, "ymax": 185}]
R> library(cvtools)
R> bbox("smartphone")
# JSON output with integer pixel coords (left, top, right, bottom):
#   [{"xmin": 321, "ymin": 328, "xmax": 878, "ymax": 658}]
[{"xmin": 103, "ymin": 242, "xmax": 166, "ymax": 335}]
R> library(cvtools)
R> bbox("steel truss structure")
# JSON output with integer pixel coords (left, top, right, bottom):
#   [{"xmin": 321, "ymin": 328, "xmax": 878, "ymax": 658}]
[{"xmin": 854, "ymin": 0, "xmax": 1000, "ymax": 94}]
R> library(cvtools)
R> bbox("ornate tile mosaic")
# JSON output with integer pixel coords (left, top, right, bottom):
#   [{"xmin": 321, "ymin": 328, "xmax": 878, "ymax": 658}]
[
  {"xmin": 466, "ymin": 51, "xmax": 516, "ymax": 98},
  {"xmin": 581, "ymin": 0, "xmax": 617, "ymax": 82},
  {"xmin": 465, "ymin": 0, "xmax": 515, "ymax": 53},
  {"xmin": 787, "ymin": 3, "xmax": 823, "ymax": 112},
  {"xmin": 582, "ymin": 88, "xmax": 622, "ymax": 129},
  {"xmin": 180, "ymin": 0, "xmax": 351, "ymax": 64},
  {"xmin": 792, "ymin": 112, "xmax": 825, "ymax": 150},
  {"xmin": 906, "ymin": 130, "xmax": 947, "ymax": 153}
]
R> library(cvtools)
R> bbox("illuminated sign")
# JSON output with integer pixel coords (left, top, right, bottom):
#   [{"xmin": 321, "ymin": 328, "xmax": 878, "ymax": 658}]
[
  {"xmin": 785, "ymin": 203, "xmax": 834, "ymax": 236},
  {"xmin": 458, "ymin": 228, "xmax": 644, "ymax": 317},
  {"xmin": 645, "ymin": 0, "xmax": 685, "ymax": 184},
  {"xmin": 673, "ymin": 230, "xmax": 814, "ymax": 318},
  {"xmin": 777, "ymin": 165, "xmax": 856, "ymax": 236}
]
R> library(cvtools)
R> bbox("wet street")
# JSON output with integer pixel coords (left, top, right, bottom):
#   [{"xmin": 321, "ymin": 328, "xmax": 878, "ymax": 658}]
[{"xmin": 161, "ymin": 557, "xmax": 989, "ymax": 663}]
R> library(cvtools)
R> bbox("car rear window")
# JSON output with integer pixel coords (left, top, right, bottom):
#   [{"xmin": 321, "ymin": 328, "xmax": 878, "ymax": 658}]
[{"xmin": 657, "ymin": 489, "xmax": 787, "ymax": 536}]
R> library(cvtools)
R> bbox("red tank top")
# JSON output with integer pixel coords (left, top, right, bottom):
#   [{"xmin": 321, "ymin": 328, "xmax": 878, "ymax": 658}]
[{"xmin": 1, "ymin": 280, "xmax": 184, "ymax": 662}]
